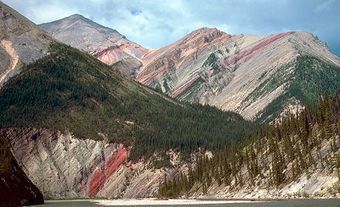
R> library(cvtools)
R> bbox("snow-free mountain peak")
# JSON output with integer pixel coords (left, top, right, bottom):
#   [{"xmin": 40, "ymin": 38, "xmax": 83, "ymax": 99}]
[{"xmin": 40, "ymin": 14, "xmax": 148, "ymax": 70}]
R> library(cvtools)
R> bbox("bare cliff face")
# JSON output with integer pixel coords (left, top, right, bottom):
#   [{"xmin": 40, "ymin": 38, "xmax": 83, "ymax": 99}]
[
  {"xmin": 2, "ymin": 128, "xmax": 181, "ymax": 199},
  {"xmin": 0, "ymin": 133, "xmax": 44, "ymax": 206},
  {"xmin": 41, "ymin": 16, "xmax": 340, "ymax": 121},
  {"xmin": 138, "ymin": 29, "xmax": 340, "ymax": 121},
  {"xmin": 0, "ymin": 2, "xmax": 51, "ymax": 87},
  {"xmin": 137, "ymin": 28, "xmax": 231, "ymax": 86},
  {"xmin": 1, "ymin": 2, "xmax": 339, "ymax": 201},
  {"xmin": 40, "ymin": 14, "xmax": 147, "ymax": 78}
]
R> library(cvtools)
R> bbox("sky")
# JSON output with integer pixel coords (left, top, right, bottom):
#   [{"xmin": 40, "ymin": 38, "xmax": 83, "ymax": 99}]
[{"xmin": 3, "ymin": 0, "xmax": 340, "ymax": 55}]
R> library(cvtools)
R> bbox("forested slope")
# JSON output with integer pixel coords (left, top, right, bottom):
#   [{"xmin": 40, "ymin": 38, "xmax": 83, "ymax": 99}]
[
  {"xmin": 160, "ymin": 94, "xmax": 340, "ymax": 198},
  {"xmin": 0, "ymin": 42, "xmax": 256, "ymax": 160}
]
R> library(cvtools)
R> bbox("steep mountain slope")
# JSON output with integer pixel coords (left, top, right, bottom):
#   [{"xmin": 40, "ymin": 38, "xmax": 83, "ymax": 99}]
[
  {"xmin": 40, "ymin": 14, "xmax": 147, "ymax": 78},
  {"xmin": 42, "ymin": 15, "xmax": 340, "ymax": 121},
  {"xmin": 0, "ymin": 42, "xmax": 254, "ymax": 157},
  {"xmin": 0, "ymin": 3, "xmax": 258, "ymax": 199},
  {"xmin": 0, "ymin": 41, "xmax": 255, "ymax": 198},
  {"xmin": 137, "ymin": 28, "xmax": 231, "ymax": 85},
  {"xmin": 0, "ymin": 1, "xmax": 52, "ymax": 86},
  {"xmin": 139, "ymin": 29, "xmax": 340, "ymax": 121},
  {"xmin": 0, "ymin": 134, "xmax": 44, "ymax": 206},
  {"xmin": 160, "ymin": 95, "xmax": 340, "ymax": 199},
  {"xmin": 137, "ymin": 28, "xmax": 232, "ymax": 86}
]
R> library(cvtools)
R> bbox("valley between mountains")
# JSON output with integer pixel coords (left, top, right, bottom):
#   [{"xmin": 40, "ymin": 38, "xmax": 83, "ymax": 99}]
[{"xmin": 0, "ymin": 1, "xmax": 339, "ymax": 206}]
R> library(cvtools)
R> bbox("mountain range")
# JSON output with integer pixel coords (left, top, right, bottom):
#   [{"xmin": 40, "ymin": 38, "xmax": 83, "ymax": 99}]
[
  {"xmin": 0, "ymin": 1, "xmax": 339, "ymax": 204},
  {"xmin": 39, "ymin": 14, "xmax": 340, "ymax": 122},
  {"xmin": 0, "ymin": 1, "xmax": 253, "ymax": 201}
]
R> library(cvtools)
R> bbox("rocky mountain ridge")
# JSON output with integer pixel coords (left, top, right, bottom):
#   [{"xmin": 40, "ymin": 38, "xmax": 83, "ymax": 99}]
[
  {"xmin": 0, "ymin": 1, "xmax": 339, "ymax": 201},
  {"xmin": 138, "ymin": 29, "xmax": 340, "ymax": 121},
  {"xmin": 40, "ymin": 14, "xmax": 147, "ymax": 78},
  {"xmin": 0, "ymin": 1, "xmax": 52, "ymax": 87},
  {"xmin": 159, "ymin": 95, "xmax": 340, "ymax": 199},
  {"xmin": 42, "ymin": 15, "xmax": 340, "ymax": 121},
  {"xmin": 0, "ymin": 2, "xmax": 255, "ymax": 200}
]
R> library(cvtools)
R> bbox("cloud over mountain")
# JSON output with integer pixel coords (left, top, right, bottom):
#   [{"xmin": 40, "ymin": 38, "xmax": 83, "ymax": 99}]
[{"xmin": 3, "ymin": 0, "xmax": 340, "ymax": 54}]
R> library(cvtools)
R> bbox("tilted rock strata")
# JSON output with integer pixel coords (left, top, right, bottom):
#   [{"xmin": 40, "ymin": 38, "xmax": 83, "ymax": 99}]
[
  {"xmin": 189, "ymin": 132, "xmax": 340, "ymax": 199},
  {"xmin": 40, "ymin": 15, "xmax": 340, "ymax": 121},
  {"xmin": 137, "ymin": 28, "xmax": 232, "ymax": 86},
  {"xmin": 3, "ymin": 128, "xmax": 177, "ymax": 199},
  {"xmin": 0, "ymin": 134, "xmax": 44, "ymax": 206},
  {"xmin": 138, "ymin": 29, "xmax": 340, "ymax": 120}
]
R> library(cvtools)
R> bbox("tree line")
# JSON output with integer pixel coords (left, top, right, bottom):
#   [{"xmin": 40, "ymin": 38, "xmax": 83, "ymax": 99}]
[{"xmin": 159, "ymin": 93, "xmax": 340, "ymax": 197}]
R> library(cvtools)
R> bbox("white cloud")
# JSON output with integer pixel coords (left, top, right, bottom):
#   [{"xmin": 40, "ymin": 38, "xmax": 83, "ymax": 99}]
[
  {"xmin": 314, "ymin": 0, "xmax": 335, "ymax": 12},
  {"xmin": 29, "ymin": 4, "xmax": 78, "ymax": 23},
  {"xmin": 2, "ymin": 0, "xmax": 340, "ymax": 55}
]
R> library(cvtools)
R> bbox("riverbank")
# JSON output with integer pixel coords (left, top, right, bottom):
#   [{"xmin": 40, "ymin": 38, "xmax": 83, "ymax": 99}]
[
  {"xmin": 43, "ymin": 198, "xmax": 340, "ymax": 206},
  {"xmin": 94, "ymin": 199, "xmax": 260, "ymax": 206}
]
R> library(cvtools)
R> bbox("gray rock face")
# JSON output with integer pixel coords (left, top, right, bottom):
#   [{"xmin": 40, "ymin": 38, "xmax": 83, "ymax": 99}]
[
  {"xmin": 112, "ymin": 56, "xmax": 143, "ymax": 79},
  {"xmin": 40, "ymin": 14, "xmax": 147, "ymax": 69},
  {"xmin": 138, "ymin": 30, "xmax": 340, "ymax": 121},
  {"xmin": 0, "ymin": 1, "xmax": 51, "ymax": 87},
  {"xmin": 3, "ymin": 128, "xmax": 177, "ymax": 199},
  {"xmin": 41, "ymin": 15, "xmax": 340, "ymax": 121},
  {"xmin": 41, "ymin": 15, "xmax": 340, "ymax": 120},
  {"xmin": 0, "ymin": 46, "xmax": 11, "ymax": 75},
  {"xmin": 40, "ymin": 14, "xmax": 122, "ymax": 53}
]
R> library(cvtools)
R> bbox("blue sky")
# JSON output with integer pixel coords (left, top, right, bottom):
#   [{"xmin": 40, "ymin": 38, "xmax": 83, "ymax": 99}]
[{"xmin": 3, "ymin": 0, "xmax": 340, "ymax": 55}]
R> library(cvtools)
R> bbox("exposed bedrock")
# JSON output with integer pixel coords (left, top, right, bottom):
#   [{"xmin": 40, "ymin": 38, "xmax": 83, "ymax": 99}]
[
  {"xmin": 0, "ymin": 132, "xmax": 44, "ymax": 206},
  {"xmin": 2, "ymin": 128, "xmax": 176, "ymax": 199}
]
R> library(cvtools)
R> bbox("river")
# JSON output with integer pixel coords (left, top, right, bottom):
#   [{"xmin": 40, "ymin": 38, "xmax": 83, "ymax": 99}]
[{"xmin": 30, "ymin": 199, "xmax": 340, "ymax": 207}]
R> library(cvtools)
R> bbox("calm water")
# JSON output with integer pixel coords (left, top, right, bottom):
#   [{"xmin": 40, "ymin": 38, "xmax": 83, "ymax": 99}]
[{"xmin": 30, "ymin": 199, "xmax": 340, "ymax": 207}]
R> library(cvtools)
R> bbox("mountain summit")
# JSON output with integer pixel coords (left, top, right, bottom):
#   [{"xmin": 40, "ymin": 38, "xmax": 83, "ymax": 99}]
[
  {"xmin": 139, "ymin": 30, "xmax": 340, "ymax": 121},
  {"xmin": 42, "ymin": 15, "xmax": 340, "ymax": 121},
  {"xmin": 0, "ymin": 3, "xmax": 255, "ymax": 198},
  {"xmin": 138, "ymin": 27, "xmax": 231, "ymax": 86},
  {"xmin": 40, "ymin": 14, "xmax": 147, "ymax": 68}
]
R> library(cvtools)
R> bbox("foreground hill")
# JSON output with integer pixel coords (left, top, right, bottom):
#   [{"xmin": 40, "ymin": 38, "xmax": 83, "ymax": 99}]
[
  {"xmin": 0, "ymin": 41, "xmax": 255, "ymax": 197},
  {"xmin": 0, "ymin": 42, "xmax": 255, "ymax": 159},
  {"xmin": 160, "ymin": 94, "xmax": 340, "ymax": 199}
]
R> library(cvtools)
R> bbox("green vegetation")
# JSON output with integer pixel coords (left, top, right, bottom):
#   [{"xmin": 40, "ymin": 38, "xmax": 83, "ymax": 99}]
[
  {"xmin": 159, "ymin": 93, "xmax": 340, "ymax": 198},
  {"xmin": 243, "ymin": 63, "xmax": 293, "ymax": 109},
  {"xmin": 0, "ymin": 42, "xmax": 256, "ymax": 160},
  {"xmin": 203, "ymin": 53, "xmax": 218, "ymax": 67},
  {"xmin": 203, "ymin": 53, "xmax": 221, "ymax": 72},
  {"xmin": 258, "ymin": 55, "xmax": 340, "ymax": 122}
]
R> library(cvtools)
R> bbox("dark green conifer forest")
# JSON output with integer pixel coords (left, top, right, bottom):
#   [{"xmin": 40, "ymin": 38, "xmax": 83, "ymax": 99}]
[
  {"xmin": 159, "ymin": 94, "xmax": 340, "ymax": 197},
  {"xmin": 0, "ymin": 42, "xmax": 256, "ymax": 160}
]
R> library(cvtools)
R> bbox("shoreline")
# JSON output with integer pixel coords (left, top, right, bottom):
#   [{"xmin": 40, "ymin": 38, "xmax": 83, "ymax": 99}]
[
  {"xmin": 45, "ymin": 198, "xmax": 340, "ymax": 206},
  {"xmin": 93, "ymin": 199, "xmax": 262, "ymax": 206}
]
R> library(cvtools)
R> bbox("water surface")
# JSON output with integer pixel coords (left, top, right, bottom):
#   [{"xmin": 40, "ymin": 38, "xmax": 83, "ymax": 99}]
[{"xmin": 31, "ymin": 199, "xmax": 340, "ymax": 207}]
